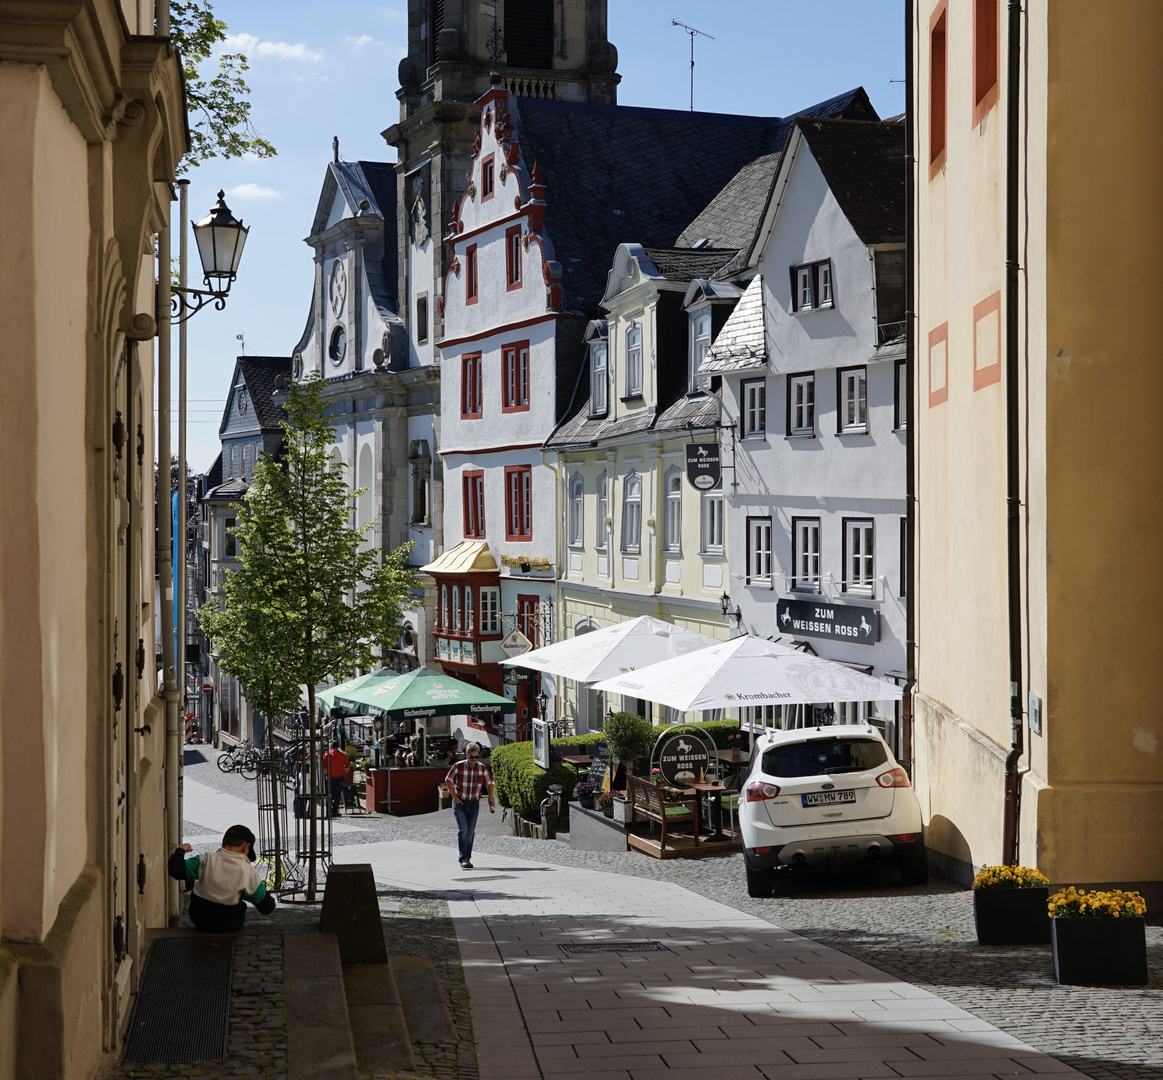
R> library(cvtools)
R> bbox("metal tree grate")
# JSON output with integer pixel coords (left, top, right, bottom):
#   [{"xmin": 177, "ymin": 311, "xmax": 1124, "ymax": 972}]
[
  {"xmin": 122, "ymin": 937, "xmax": 233, "ymax": 1063},
  {"xmin": 559, "ymin": 942, "xmax": 670, "ymax": 956}
]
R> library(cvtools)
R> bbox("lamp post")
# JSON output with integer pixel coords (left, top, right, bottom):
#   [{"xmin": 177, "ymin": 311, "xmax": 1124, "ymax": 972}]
[
  {"xmin": 160, "ymin": 183, "xmax": 249, "ymax": 924},
  {"xmin": 719, "ymin": 592, "xmax": 742, "ymax": 630}
]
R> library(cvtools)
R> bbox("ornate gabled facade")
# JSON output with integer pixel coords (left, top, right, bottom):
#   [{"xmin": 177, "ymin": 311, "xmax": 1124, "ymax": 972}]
[
  {"xmin": 290, "ymin": 157, "xmax": 439, "ymax": 671},
  {"xmin": 200, "ymin": 356, "xmax": 292, "ymax": 749},
  {"xmin": 546, "ymin": 244, "xmax": 739, "ymax": 731},
  {"xmin": 426, "ymin": 87, "xmax": 586, "ymax": 746},
  {"xmin": 0, "ymin": 1, "xmax": 187, "ymax": 1074}
]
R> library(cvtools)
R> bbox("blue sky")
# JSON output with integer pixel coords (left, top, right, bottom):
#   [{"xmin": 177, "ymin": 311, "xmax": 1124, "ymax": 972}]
[{"xmin": 175, "ymin": 0, "xmax": 905, "ymax": 471}]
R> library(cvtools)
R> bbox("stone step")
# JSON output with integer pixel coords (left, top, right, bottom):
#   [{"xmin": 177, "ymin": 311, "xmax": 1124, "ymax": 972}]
[
  {"xmin": 342, "ymin": 961, "xmax": 416, "ymax": 1075},
  {"xmin": 391, "ymin": 957, "xmax": 457, "ymax": 1045},
  {"xmin": 285, "ymin": 933, "xmax": 358, "ymax": 1080}
]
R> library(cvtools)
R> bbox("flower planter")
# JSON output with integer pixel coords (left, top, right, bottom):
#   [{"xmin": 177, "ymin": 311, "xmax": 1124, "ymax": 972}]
[
  {"xmin": 576, "ymin": 795, "xmax": 595, "ymax": 811},
  {"xmin": 1051, "ymin": 916, "xmax": 1148, "ymax": 985},
  {"xmin": 612, "ymin": 796, "xmax": 632, "ymax": 825},
  {"xmin": 973, "ymin": 886, "xmax": 1050, "ymax": 945},
  {"xmin": 600, "ymin": 804, "xmax": 614, "ymax": 818}
]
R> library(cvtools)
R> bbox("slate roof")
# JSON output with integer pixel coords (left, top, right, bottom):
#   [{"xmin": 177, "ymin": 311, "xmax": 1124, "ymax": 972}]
[
  {"xmin": 700, "ymin": 275, "xmax": 767, "ymax": 373},
  {"xmin": 640, "ymin": 247, "xmax": 739, "ymax": 281},
  {"xmin": 333, "ymin": 161, "xmax": 399, "ymax": 317},
  {"xmin": 796, "ymin": 119, "xmax": 906, "ymax": 246},
  {"xmin": 676, "ymin": 152, "xmax": 782, "ymax": 254},
  {"xmin": 515, "ymin": 87, "xmax": 876, "ymax": 314},
  {"xmin": 201, "ymin": 452, "xmax": 222, "ymax": 497},
  {"xmin": 237, "ymin": 356, "xmax": 292, "ymax": 431},
  {"xmin": 205, "ymin": 477, "xmax": 249, "ymax": 500}
]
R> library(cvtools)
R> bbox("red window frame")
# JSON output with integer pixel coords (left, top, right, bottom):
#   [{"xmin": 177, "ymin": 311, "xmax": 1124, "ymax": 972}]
[
  {"xmin": 929, "ymin": 1, "xmax": 948, "ymax": 178},
  {"xmin": 505, "ymin": 224, "xmax": 523, "ymax": 290},
  {"xmin": 504, "ymin": 465, "xmax": 532, "ymax": 542},
  {"xmin": 972, "ymin": 0, "xmax": 1000, "ymax": 126},
  {"xmin": 501, "ymin": 340, "xmax": 530, "ymax": 412},
  {"xmin": 465, "ymin": 244, "xmax": 478, "ymax": 305},
  {"xmin": 481, "ymin": 154, "xmax": 495, "ymax": 201},
  {"xmin": 461, "ymin": 352, "xmax": 483, "ymax": 418},
  {"xmin": 517, "ymin": 594, "xmax": 541, "ymax": 649},
  {"xmin": 463, "ymin": 470, "xmax": 486, "ymax": 538}
]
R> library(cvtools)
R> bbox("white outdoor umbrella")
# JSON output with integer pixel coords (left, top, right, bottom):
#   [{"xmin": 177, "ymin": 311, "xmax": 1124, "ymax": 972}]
[
  {"xmin": 591, "ymin": 635, "xmax": 902, "ymax": 712},
  {"xmin": 502, "ymin": 615, "xmax": 718, "ymax": 683}
]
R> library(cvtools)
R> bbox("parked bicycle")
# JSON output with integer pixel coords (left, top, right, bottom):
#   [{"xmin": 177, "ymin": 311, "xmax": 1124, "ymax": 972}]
[{"xmin": 217, "ymin": 741, "xmax": 260, "ymax": 781}]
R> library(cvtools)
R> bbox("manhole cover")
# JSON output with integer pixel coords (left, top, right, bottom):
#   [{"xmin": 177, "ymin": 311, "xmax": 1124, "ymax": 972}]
[
  {"xmin": 454, "ymin": 875, "xmax": 516, "ymax": 882},
  {"xmin": 559, "ymin": 942, "xmax": 670, "ymax": 956}
]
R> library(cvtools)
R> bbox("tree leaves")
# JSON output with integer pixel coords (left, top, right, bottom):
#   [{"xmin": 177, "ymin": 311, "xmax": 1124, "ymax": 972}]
[
  {"xmin": 169, "ymin": 0, "xmax": 276, "ymax": 172},
  {"xmin": 198, "ymin": 376, "xmax": 416, "ymax": 725}
]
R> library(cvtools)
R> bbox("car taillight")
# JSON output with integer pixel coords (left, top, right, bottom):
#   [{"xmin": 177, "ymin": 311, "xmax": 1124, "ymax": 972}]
[
  {"xmin": 746, "ymin": 781, "xmax": 781, "ymax": 802},
  {"xmin": 895, "ymin": 833, "xmax": 917, "ymax": 843},
  {"xmin": 876, "ymin": 767, "xmax": 910, "ymax": 788}
]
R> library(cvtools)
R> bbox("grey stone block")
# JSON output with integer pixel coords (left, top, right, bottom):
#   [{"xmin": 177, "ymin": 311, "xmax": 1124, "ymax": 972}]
[{"xmin": 319, "ymin": 863, "xmax": 388, "ymax": 964}]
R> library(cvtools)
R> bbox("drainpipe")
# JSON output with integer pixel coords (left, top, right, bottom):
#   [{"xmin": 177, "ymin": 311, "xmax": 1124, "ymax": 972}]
[
  {"xmin": 1001, "ymin": 0, "xmax": 1025, "ymax": 866},
  {"xmin": 902, "ymin": 0, "xmax": 916, "ymax": 764}
]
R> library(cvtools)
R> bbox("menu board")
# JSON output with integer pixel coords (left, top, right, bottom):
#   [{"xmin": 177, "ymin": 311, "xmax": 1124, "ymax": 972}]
[{"xmin": 588, "ymin": 742, "xmax": 612, "ymax": 791}]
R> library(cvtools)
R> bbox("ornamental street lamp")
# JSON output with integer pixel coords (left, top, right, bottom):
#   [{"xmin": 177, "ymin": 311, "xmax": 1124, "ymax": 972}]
[
  {"xmin": 172, "ymin": 189, "xmax": 250, "ymax": 322},
  {"xmin": 719, "ymin": 592, "xmax": 742, "ymax": 628}
]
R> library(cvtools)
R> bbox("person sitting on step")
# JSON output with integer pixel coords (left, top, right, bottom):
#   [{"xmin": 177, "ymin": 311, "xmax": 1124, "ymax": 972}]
[{"xmin": 168, "ymin": 824, "xmax": 276, "ymax": 932}]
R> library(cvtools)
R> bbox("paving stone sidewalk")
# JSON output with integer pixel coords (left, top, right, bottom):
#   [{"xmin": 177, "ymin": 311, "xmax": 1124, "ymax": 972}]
[{"xmin": 181, "ymin": 757, "xmax": 1162, "ymax": 1080}]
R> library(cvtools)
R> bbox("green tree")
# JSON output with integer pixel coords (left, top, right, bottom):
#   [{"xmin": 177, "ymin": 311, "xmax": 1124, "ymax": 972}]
[
  {"xmin": 170, "ymin": 0, "xmax": 276, "ymax": 170},
  {"xmin": 200, "ymin": 376, "xmax": 415, "ymax": 900}
]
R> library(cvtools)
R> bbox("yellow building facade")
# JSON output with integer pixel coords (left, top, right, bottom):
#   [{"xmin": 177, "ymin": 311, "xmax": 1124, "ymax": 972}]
[
  {"xmin": 0, "ymin": 2, "xmax": 186, "ymax": 1076},
  {"xmin": 547, "ymin": 246, "xmax": 733, "ymax": 729},
  {"xmin": 912, "ymin": 0, "xmax": 1163, "ymax": 892}
]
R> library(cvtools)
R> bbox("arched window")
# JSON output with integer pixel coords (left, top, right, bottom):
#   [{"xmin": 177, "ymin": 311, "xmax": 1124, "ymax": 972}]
[
  {"xmin": 621, "ymin": 472, "xmax": 642, "ymax": 554},
  {"xmin": 568, "ymin": 473, "xmax": 584, "ymax": 549},
  {"xmin": 596, "ymin": 472, "xmax": 609, "ymax": 550},
  {"xmin": 663, "ymin": 468, "xmax": 682, "ymax": 553}
]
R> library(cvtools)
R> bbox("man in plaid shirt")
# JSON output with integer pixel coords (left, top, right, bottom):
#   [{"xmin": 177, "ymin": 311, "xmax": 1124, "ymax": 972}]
[{"xmin": 445, "ymin": 742, "xmax": 495, "ymax": 869}]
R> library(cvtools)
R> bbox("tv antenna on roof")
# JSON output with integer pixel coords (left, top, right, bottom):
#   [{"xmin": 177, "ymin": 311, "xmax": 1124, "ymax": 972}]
[{"xmin": 672, "ymin": 20, "xmax": 714, "ymax": 112}]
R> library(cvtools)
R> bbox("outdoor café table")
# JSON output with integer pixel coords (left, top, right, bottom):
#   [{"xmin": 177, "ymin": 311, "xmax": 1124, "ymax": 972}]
[
  {"xmin": 713, "ymin": 747, "xmax": 750, "ymax": 769},
  {"xmin": 561, "ymin": 754, "xmax": 593, "ymax": 768},
  {"xmin": 688, "ymin": 780, "xmax": 729, "ymax": 843}
]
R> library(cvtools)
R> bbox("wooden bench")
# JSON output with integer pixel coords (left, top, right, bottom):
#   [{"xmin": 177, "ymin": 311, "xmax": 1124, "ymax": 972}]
[{"xmin": 627, "ymin": 775, "xmax": 700, "ymax": 851}]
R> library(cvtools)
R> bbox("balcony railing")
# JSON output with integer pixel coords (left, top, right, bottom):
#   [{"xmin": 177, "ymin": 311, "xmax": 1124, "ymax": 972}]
[{"xmin": 877, "ymin": 319, "xmax": 906, "ymax": 346}]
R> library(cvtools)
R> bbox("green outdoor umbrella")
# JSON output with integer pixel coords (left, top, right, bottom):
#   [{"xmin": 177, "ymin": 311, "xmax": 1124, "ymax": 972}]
[{"xmin": 317, "ymin": 667, "xmax": 516, "ymax": 722}]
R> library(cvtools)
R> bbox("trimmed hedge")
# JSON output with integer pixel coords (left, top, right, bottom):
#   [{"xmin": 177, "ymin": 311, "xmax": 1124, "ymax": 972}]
[
  {"xmin": 662, "ymin": 719, "xmax": 744, "ymax": 750},
  {"xmin": 490, "ymin": 742, "xmax": 578, "ymax": 817}
]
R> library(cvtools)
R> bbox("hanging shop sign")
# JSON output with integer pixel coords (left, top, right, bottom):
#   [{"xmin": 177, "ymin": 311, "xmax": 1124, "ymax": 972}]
[
  {"xmin": 500, "ymin": 555, "xmax": 552, "ymax": 572},
  {"xmin": 498, "ymin": 628, "xmax": 533, "ymax": 658},
  {"xmin": 685, "ymin": 443, "xmax": 722, "ymax": 491},
  {"xmin": 656, "ymin": 733, "xmax": 711, "ymax": 786},
  {"xmin": 776, "ymin": 598, "xmax": 879, "ymax": 646}
]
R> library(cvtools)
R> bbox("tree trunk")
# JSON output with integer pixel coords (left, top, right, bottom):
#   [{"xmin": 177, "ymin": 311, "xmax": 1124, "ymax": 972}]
[
  {"xmin": 307, "ymin": 684, "xmax": 318, "ymax": 902},
  {"xmin": 268, "ymin": 719, "xmax": 283, "ymax": 889}
]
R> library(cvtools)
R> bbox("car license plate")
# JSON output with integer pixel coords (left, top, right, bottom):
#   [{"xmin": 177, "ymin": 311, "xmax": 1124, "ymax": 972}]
[{"xmin": 802, "ymin": 790, "xmax": 855, "ymax": 807}]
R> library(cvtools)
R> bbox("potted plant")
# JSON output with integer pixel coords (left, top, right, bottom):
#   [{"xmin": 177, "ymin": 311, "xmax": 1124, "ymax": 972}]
[
  {"xmin": 572, "ymin": 779, "xmax": 598, "ymax": 810},
  {"xmin": 602, "ymin": 711, "xmax": 654, "ymax": 777},
  {"xmin": 726, "ymin": 732, "xmax": 746, "ymax": 761},
  {"xmin": 612, "ymin": 794, "xmax": 632, "ymax": 824},
  {"xmin": 972, "ymin": 864, "xmax": 1051, "ymax": 945},
  {"xmin": 1049, "ymin": 887, "xmax": 1148, "ymax": 985},
  {"xmin": 595, "ymin": 791, "xmax": 615, "ymax": 818}
]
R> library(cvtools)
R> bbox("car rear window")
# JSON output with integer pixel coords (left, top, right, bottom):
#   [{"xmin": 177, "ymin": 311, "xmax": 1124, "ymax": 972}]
[{"xmin": 762, "ymin": 737, "xmax": 888, "ymax": 778}]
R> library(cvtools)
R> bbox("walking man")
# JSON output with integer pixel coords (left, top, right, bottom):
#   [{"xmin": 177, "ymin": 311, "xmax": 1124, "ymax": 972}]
[
  {"xmin": 445, "ymin": 742, "xmax": 495, "ymax": 869},
  {"xmin": 323, "ymin": 739, "xmax": 348, "ymax": 817}
]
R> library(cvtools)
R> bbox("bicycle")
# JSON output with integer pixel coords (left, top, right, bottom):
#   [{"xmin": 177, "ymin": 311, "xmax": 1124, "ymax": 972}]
[{"xmin": 216, "ymin": 741, "xmax": 260, "ymax": 780}]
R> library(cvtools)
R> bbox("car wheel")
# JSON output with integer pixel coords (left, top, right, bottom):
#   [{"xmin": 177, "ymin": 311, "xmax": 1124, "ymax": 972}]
[
  {"xmin": 898, "ymin": 845, "xmax": 929, "ymax": 886},
  {"xmin": 745, "ymin": 862, "xmax": 775, "ymax": 898}
]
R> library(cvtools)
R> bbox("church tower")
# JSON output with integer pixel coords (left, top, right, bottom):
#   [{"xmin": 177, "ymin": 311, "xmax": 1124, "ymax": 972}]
[{"xmin": 384, "ymin": 0, "xmax": 619, "ymax": 354}]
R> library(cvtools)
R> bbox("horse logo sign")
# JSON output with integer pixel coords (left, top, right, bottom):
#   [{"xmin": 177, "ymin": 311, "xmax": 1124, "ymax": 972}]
[{"xmin": 685, "ymin": 443, "xmax": 721, "ymax": 491}]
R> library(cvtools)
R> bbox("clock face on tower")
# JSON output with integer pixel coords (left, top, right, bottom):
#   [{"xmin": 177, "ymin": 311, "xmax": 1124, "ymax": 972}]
[{"xmin": 328, "ymin": 259, "xmax": 347, "ymax": 318}]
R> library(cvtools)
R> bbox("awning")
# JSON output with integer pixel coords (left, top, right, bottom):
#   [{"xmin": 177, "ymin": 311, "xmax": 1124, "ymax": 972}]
[
  {"xmin": 421, "ymin": 539, "xmax": 498, "ymax": 575},
  {"xmin": 317, "ymin": 666, "xmax": 516, "ymax": 721}
]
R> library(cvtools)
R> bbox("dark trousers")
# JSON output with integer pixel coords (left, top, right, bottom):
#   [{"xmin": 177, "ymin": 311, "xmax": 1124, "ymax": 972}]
[
  {"xmin": 453, "ymin": 799, "xmax": 481, "ymax": 862},
  {"xmin": 329, "ymin": 776, "xmax": 344, "ymax": 816}
]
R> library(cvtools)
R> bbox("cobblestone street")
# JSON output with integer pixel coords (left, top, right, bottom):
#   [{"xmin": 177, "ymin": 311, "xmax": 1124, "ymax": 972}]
[{"xmin": 161, "ymin": 755, "xmax": 1162, "ymax": 1080}]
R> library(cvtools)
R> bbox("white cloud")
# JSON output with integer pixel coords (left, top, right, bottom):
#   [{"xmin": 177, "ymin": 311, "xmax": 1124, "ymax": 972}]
[
  {"xmin": 227, "ymin": 183, "xmax": 281, "ymax": 200},
  {"xmin": 223, "ymin": 32, "xmax": 323, "ymax": 63},
  {"xmin": 346, "ymin": 34, "xmax": 378, "ymax": 49}
]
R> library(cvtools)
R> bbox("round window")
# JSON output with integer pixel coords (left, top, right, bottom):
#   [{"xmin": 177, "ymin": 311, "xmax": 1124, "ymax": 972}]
[{"xmin": 329, "ymin": 326, "xmax": 347, "ymax": 366}]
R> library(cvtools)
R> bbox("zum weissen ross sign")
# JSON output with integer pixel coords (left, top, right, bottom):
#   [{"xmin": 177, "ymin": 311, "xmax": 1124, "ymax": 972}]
[{"xmin": 776, "ymin": 598, "xmax": 879, "ymax": 646}]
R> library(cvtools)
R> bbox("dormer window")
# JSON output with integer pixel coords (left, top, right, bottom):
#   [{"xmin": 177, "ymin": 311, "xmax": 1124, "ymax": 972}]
[
  {"xmin": 625, "ymin": 321, "xmax": 643, "ymax": 398},
  {"xmin": 689, "ymin": 308, "xmax": 711, "ymax": 393},
  {"xmin": 589, "ymin": 342, "xmax": 608, "ymax": 416},
  {"xmin": 791, "ymin": 260, "xmax": 834, "ymax": 313}
]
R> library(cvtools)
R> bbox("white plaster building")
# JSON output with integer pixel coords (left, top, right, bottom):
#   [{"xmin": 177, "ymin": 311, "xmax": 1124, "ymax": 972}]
[
  {"xmin": 291, "ymin": 157, "xmax": 439, "ymax": 670},
  {"xmin": 702, "ymin": 118, "xmax": 908, "ymax": 746}
]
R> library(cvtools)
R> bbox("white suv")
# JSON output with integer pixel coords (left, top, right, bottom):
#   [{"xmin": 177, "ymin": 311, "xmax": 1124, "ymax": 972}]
[{"xmin": 740, "ymin": 725, "xmax": 927, "ymax": 897}]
